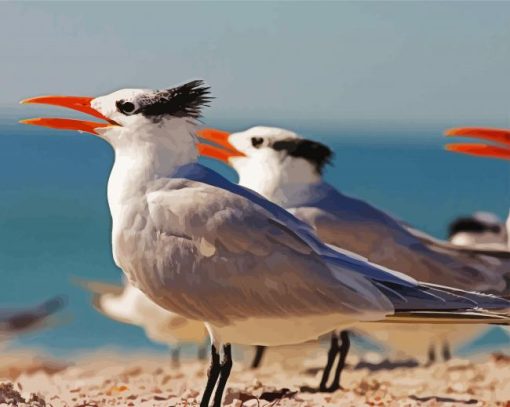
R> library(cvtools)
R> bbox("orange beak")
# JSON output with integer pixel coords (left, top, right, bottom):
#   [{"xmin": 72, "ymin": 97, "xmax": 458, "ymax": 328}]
[
  {"xmin": 196, "ymin": 128, "xmax": 244, "ymax": 163},
  {"xmin": 444, "ymin": 127, "xmax": 510, "ymax": 160},
  {"xmin": 20, "ymin": 95, "xmax": 119, "ymax": 135}
]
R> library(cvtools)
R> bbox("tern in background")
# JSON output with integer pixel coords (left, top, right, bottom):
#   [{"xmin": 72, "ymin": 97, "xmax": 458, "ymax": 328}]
[
  {"xmin": 21, "ymin": 82, "xmax": 510, "ymax": 407},
  {"xmin": 0, "ymin": 296, "xmax": 66, "ymax": 340},
  {"xmin": 448, "ymin": 212, "xmax": 507, "ymax": 250},
  {"xmin": 197, "ymin": 126, "xmax": 510, "ymax": 366},
  {"xmin": 79, "ymin": 278, "xmax": 208, "ymax": 363}
]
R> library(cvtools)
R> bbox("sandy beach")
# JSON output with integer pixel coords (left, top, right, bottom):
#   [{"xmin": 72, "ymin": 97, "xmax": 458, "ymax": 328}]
[{"xmin": 0, "ymin": 349, "xmax": 509, "ymax": 406}]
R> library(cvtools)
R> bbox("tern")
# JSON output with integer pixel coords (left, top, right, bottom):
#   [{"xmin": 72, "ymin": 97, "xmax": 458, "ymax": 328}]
[
  {"xmin": 79, "ymin": 278, "xmax": 208, "ymax": 363},
  {"xmin": 197, "ymin": 126, "xmax": 510, "ymax": 368},
  {"xmin": 197, "ymin": 126, "xmax": 510, "ymax": 292},
  {"xmin": 21, "ymin": 82, "xmax": 510, "ymax": 407}
]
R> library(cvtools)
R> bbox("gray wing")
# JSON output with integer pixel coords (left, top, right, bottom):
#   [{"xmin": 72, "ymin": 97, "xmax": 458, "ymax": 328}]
[
  {"xmin": 289, "ymin": 206, "xmax": 509, "ymax": 295},
  {"xmin": 137, "ymin": 179, "xmax": 509, "ymax": 326},
  {"xmin": 139, "ymin": 179, "xmax": 396, "ymax": 325}
]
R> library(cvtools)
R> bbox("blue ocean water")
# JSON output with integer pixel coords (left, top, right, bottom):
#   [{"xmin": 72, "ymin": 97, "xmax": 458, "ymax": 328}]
[{"xmin": 0, "ymin": 121, "xmax": 509, "ymax": 356}]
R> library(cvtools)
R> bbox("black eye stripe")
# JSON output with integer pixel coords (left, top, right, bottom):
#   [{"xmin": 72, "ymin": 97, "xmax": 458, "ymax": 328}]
[
  {"xmin": 271, "ymin": 138, "xmax": 333, "ymax": 174},
  {"xmin": 448, "ymin": 217, "xmax": 503, "ymax": 237}
]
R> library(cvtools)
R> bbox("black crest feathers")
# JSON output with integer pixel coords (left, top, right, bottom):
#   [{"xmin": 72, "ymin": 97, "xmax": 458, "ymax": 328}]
[
  {"xmin": 272, "ymin": 138, "xmax": 333, "ymax": 174},
  {"xmin": 139, "ymin": 80, "xmax": 212, "ymax": 119}
]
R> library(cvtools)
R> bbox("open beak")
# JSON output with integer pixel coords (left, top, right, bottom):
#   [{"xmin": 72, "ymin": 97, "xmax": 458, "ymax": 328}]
[
  {"xmin": 445, "ymin": 127, "xmax": 510, "ymax": 160},
  {"xmin": 196, "ymin": 128, "xmax": 244, "ymax": 163},
  {"xmin": 20, "ymin": 95, "xmax": 119, "ymax": 135}
]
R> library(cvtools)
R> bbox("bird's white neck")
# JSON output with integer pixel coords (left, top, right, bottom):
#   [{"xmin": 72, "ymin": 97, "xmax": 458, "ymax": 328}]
[
  {"xmin": 106, "ymin": 121, "xmax": 198, "ymax": 216},
  {"xmin": 236, "ymin": 156, "xmax": 322, "ymax": 206}
]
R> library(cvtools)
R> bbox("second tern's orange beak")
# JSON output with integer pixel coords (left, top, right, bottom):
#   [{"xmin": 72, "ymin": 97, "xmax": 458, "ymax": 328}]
[
  {"xmin": 196, "ymin": 128, "xmax": 244, "ymax": 163},
  {"xmin": 20, "ymin": 95, "xmax": 119, "ymax": 135},
  {"xmin": 445, "ymin": 127, "xmax": 510, "ymax": 160}
]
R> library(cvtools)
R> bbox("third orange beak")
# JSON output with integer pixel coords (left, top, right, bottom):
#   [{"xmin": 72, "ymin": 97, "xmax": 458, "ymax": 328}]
[{"xmin": 445, "ymin": 127, "xmax": 510, "ymax": 160}]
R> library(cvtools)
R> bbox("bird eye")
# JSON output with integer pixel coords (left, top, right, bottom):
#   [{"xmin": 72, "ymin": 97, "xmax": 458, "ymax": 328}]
[
  {"xmin": 251, "ymin": 137, "xmax": 264, "ymax": 148},
  {"xmin": 116, "ymin": 100, "xmax": 137, "ymax": 115}
]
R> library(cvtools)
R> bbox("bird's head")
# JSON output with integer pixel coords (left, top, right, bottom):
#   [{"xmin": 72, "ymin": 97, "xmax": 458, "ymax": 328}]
[
  {"xmin": 198, "ymin": 126, "xmax": 333, "ymax": 194},
  {"xmin": 445, "ymin": 127, "xmax": 510, "ymax": 160},
  {"xmin": 448, "ymin": 212, "xmax": 507, "ymax": 247},
  {"xmin": 20, "ymin": 80, "xmax": 212, "ymax": 154}
]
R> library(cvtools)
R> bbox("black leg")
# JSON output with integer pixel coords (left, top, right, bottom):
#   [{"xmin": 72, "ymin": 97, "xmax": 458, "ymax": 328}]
[
  {"xmin": 200, "ymin": 344, "xmax": 221, "ymax": 407},
  {"xmin": 213, "ymin": 344, "xmax": 233, "ymax": 407},
  {"xmin": 318, "ymin": 332, "xmax": 339, "ymax": 392},
  {"xmin": 426, "ymin": 343, "xmax": 436, "ymax": 365},
  {"xmin": 250, "ymin": 345, "xmax": 266, "ymax": 369},
  {"xmin": 442, "ymin": 340, "xmax": 451, "ymax": 361},
  {"xmin": 327, "ymin": 330, "xmax": 350, "ymax": 392},
  {"xmin": 171, "ymin": 346, "xmax": 181, "ymax": 366}
]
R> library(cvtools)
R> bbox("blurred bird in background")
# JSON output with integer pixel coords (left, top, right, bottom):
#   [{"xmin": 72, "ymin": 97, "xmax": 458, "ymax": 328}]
[
  {"xmin": 448, "ymin": 212, "xmax": 507, "ymax": 250},
  {"xmin": 0, "ymin": 296, "xmax": 66, "ymax": 341},
  {"xmin": 78, "ymin": 278, "xmax": 209, "ymax": 364},
  {"xmin": 80, "ymin": 276, "xmax": 348, "ymax": 371}
]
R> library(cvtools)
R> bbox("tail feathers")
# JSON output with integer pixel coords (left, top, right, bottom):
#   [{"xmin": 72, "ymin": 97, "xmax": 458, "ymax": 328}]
[{"xmin": 382, "ymin": 310, "xmax": 510, "ymax": 325}]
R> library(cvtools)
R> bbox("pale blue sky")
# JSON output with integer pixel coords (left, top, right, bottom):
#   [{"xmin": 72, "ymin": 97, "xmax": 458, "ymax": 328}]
[{"xmin": 2, "ymin": 1, "xmax": 510, "ymax": 132}]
